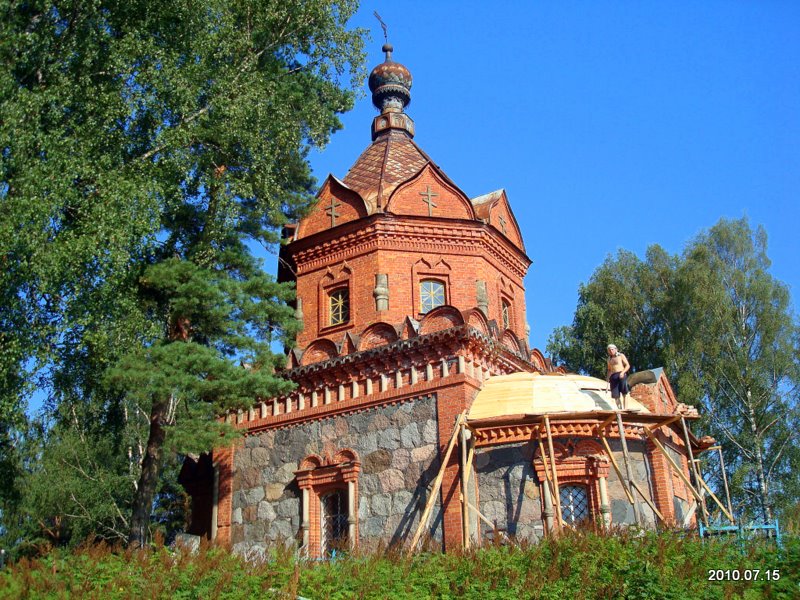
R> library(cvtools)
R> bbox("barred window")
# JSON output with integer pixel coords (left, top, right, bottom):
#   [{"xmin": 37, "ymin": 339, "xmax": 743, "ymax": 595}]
[
  {"xmin": 329, "ymin": 288, "xmax": 349, "ymax": 326},
  {"xmin": 420, "ymin": 280, "xmax": 445, "ymax": 314},
  {"xmin": 320, "ymin": 490, "xmax": 348, "ymax": 556},
  {"xmin": 560, "ymin": 485, "xmax": 589, "ymax": 525}
]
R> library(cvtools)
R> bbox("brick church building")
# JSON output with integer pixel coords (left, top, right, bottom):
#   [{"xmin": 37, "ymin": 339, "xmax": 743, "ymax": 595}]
[{"xmin": 180, "ymin": 44, "xmax": 715, "ymax": 558}]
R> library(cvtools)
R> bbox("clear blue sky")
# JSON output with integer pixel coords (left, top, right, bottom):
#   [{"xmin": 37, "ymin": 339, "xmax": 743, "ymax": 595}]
[{"xmin": 307, "ymin": 1, "xmax": 800, "ymax": 354}]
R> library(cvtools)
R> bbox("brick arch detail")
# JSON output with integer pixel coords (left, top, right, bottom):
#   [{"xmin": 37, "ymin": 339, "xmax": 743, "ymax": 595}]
[
  {"xmin": 501, "ymin": 329, "xmax": 524, "ymax": 356},
  {"xmin": 463, "ymin": 308, "xmax": 490, "ymax": 335},
  {"xmin": 533, "ymin": 438, "xmax": 611, "ymax": 525},
  {"xmin": 359, "ymin": 322, "xmax": 399, "ymax": 351},
  {"xmin": 530, "ymin": 348, "xmax": 546, "ymax": 372},
  {"xmin": 419, "ymin": 305, "xmax": 465, "ymax": 335},
  {"xmin": 295, "ymin": 448, "xmax": 361, "ymax": 559},
  {"xmin": 301, "ymin": 338, "xmax": 339, "ymax": 366}
]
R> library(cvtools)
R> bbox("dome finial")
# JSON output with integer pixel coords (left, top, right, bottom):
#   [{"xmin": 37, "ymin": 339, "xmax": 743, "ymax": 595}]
[{"xmin": 367, "ymin": 18, "xmax": 415, "ymax": 140}]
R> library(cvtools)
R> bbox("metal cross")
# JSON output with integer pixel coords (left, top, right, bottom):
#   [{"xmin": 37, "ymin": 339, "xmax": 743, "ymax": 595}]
[
  {"xmin": 325, "ymin": 198, "xmax": 341, "ymax": 227},
  {"xmin": 419, "ymin": 185, "xmax": 438, "ymax": 216},
  {"xmin": 498, "ymin": 214, "xmax": 507, "ymax": 234}
]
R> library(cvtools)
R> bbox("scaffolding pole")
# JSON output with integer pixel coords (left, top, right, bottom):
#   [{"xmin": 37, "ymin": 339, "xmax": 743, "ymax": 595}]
[
  {"xmin": 616, "ymin": 412, "xmax": 642, "ymax": 526},
  {"xmin": 543, "ymin": 416, "xmax": 564, "ymax": 530},
  {"xmin": 460, "ymin": 424, "xmax": 475, "ymax": 549},
  {"xmin": 644, "ymin": 428, "xmax": 734, "ymax": 524},
  {"xmin": 708, "ymin": 446, "xmax": 735, "ymax": 521},
  {"xmin": 680, "ymin": 416, "xmax": 708, "ymax": 526},
  {"xmin": 407, "ymin": 411, "xmax": 466, "ymax": 555}
]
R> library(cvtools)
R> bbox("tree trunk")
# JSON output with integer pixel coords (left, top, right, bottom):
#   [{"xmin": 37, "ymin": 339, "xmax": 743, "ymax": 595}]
[
  {"xmin": 129, "ymin": 398, "xmax": 168, "ymax": 547},
  {"xmin": 747, "ymin": 389, "xmax": 773, "ymax": 523}
]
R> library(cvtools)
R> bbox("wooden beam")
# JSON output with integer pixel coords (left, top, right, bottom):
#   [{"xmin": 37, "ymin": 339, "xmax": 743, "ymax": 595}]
[
  {"xmin": 715, "ymin": 446, "xmax": 735, "ymax": 521},
  {"xmin": 407, "ymin": 411, "xmax": 466, "ymax": 555},
  {"xmin": 536, "ymin": 429, "xmax": 558, "ymax": 535},
  {"xmin": 460, "ymin": 424, "xmax": 470, "ymax": 549},
  {"xmin": 466, "ymin": 501, "xmax": 513, "ymax": 544},
  {"xmin": 544, "ymin": 416, "xmax": 564, "ymax": 529},
  {"xmin": 643, "ymin": 428, "xmax": 706, "ymax": 508},
  {"xmin": 696, "ymin": 472, "xmax": 736, "ymax": 524},
  {"xmin": 682, "ymin": 501, "xmax": 698, "ymax": 527},
  {"xmin": 464, "ymin": 434, "xmax": 477, "ymax": 547},
  {"xmin": 616, "ymin": 412, "xmax": 642, "ymax": 525},
  {"xmin": 648, "ymin": 415, "xmax": 681, "ymax": 431},
  {"xmin": 629, "ymin": 479, "xmax": 666, "ymax": 524},
  {"xmin": 598, "ymin": 414, "xmax": 617, "ymax": 431},
  {"xmin": 680, "ymin": 417, "xmax": 708, "ymax": 526},
  {"xmin": 599, "ymin": 434, "xmax": 635, "ymax": 505}
]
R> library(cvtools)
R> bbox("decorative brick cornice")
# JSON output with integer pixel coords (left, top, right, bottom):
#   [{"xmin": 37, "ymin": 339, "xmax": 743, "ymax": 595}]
[
  {"xmin": 472, "ymin": 421, "xmax": 647, "ymax": 448},
  {"xmin": 286, "ymin": 324, "xmax": 533, "ymax": 384},
  {"xmin": 240, "ymin": 373, "xmax": 482, "ymax": 435},
  {"xmin": 288, "ymin": 214, "xmax": 531, "ymax": 280}
]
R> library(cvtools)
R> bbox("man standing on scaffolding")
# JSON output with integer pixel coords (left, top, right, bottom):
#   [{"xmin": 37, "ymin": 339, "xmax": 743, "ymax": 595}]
[{"xmin": 606, "ymin": 343, "xmax": 630, "ymax": 410}]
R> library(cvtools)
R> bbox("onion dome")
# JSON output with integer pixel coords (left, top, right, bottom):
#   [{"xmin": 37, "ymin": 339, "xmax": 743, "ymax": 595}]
[
  {"xmin": 369, "ymin": 44, "xmax": 412, "ymax": 112},
  {"xmin": 368, "ymin": 44, "xmax": 415, "ymax": 140}
]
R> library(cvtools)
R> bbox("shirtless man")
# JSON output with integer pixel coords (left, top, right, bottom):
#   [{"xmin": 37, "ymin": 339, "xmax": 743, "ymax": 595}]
[{"xmin": 606, "ymin": 343, "xmax": 630, "ymax": 409}]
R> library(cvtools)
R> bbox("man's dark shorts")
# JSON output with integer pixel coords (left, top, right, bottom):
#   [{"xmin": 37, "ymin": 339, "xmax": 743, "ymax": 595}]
[{"xmin": 610, "ymin": 372, "xmax": 629, "ymax": 399}]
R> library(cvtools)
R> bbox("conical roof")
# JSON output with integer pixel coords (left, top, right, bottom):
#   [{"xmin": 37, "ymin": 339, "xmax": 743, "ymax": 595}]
[{"xmin": 342, "ymin": 129, "xmax": 431, "ymax": 212}]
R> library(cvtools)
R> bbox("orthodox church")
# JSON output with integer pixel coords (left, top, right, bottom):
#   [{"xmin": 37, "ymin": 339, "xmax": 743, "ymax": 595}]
[{"xmin": 180, "ymin": 45, "xmax": 717, "ymax": 558}]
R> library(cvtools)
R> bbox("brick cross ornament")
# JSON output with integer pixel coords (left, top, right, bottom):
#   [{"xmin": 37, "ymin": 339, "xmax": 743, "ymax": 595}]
[
  {"xmin": 325, "ymin": 198, "xmax": 342, "ymax": 227},
  {"xmin": 419, "ymin": 185, "xmax": 438, "ymax": 216}
]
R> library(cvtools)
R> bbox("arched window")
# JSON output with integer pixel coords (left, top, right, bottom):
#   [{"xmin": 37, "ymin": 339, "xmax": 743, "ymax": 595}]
[
  {"xmin": 560, "ymin": 484, "xmax": 589, "ymax": 525},
  {"xmin": 320, "ymin": 489, "xmax": 348, "ymax": 556},
  {"xmin": 329, "ymin": 288, "xmax": 349, "ymax": 326},
  {"xmin": 420, "ymin": 279, "xmax": 446, "ymax": 314},
  {"xmin": 501, "ymin": 300, "xmax": 511, "ymax": 330}
]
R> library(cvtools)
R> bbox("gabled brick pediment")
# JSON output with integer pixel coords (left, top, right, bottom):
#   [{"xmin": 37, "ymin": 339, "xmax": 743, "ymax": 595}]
[
  {"xmin": 296, "ymin": 176, "xmax": 369, "ymax": 239},
  {"xmin": 386, "ymin": 164, "xmax": 475, "ymax": 220}
]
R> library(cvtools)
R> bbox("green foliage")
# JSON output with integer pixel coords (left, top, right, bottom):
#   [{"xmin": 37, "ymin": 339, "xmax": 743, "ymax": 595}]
[
  {"xmin": 1, "ymin": 0, "xmax": 366, "ymax": 547},
  {"xmin": 0, "ymin": 531, "xmax": 796, "ymax": 599},
  {"xmin": 548, "ymin": 218, "xmax": 800, "ymax": 523}
]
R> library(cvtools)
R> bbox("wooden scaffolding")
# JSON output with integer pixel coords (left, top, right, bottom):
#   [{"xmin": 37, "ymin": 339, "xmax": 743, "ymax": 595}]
[{"xmin": 407, "ymin": 408, "xmax": 733, "ymax": 553}]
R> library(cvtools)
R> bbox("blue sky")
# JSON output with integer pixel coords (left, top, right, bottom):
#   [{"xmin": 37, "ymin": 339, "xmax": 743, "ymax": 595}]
[{"xmin": 307, "ymin": 1, "xmax": 800, "ymax": 354}]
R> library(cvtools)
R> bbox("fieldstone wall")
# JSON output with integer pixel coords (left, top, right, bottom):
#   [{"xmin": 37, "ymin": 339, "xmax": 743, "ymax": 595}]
[
  {"xmin": 474, "ymin": 443, "xmax": 543, "ymax": 542},
  {"xmin": 473, "ymin": 438, "xmax": 660, "ymax": 539},
  {"xmin": 230, "ymin": 394, "xmax": 442, "ymax": 555},
  {"xmin": 605, "ymin": 439, "xmax": 657, "ymax": 527}
]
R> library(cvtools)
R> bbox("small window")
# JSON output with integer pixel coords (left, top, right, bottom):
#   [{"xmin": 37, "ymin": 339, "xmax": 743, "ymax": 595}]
[
  {"xmin": 560, "ymin": 485, "xmax": 589, "ymax": 525},
  {"xmin": 329, "ymin": 288, "xmax": 349, "ymax": 326},
  {"xmin": 420, "ymin": 280, "xmax": 445, "ymax": 314},
  {"xmin": 502, "ymin": 300, "xmax": 511, "ymax": 330},
  {"xmin": 320, "ymin": 490, "xmax": 348, "ymax": 556}
]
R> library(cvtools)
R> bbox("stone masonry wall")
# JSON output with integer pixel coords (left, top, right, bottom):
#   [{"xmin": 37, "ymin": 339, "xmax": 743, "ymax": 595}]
[
  {"xmin": 230, "ymin": 394, "xmax": 442, "ymax": 555},
  {"xmin": 474, "ymin": 443, "xmax": 543, "ymax": 542},
  {"xmin": 474, "ymin": 438, "xmax": 659, "ymax": 538}
]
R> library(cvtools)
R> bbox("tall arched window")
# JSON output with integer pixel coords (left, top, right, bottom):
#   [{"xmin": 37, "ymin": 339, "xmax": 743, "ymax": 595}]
[
  {"xmin": 420, "ymin": 279, "xmax": 446, "ymax": 314},
  {"xmin": 501, "ymin": 300, "xmax": 511, "ymax": 330},
  {"xmin": 329, "ymin": 288, "xmax": 349, "ymax": 326}
]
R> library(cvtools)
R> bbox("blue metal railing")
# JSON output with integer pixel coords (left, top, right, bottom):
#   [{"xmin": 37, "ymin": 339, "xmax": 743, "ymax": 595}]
[{"xmin": 699, "ymin": 518, "xmax": 782, "ymax": 549}]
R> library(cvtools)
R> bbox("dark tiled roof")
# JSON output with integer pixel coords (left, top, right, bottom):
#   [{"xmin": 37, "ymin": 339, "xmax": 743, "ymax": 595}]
[{"xmin": 343, "ymin": 130, "xmax": 430, "ymax": 212}]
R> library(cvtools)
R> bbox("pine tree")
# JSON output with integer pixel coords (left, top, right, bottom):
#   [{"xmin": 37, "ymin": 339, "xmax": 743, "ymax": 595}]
[{"xmin": 1, "ymin": 0, "xmax": 366, "ymax": 547}]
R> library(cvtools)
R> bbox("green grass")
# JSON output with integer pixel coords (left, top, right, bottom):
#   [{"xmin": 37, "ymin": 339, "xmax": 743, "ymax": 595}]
[{"xmin": 1, "ymin": 529, "xmax": 796, "ymax": 599}]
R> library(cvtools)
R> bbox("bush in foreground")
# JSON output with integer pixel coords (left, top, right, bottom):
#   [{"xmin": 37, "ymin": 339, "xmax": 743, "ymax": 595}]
[{"xmin": 1, "ymin": 529, "xmax": 797, "ymax": 599}]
